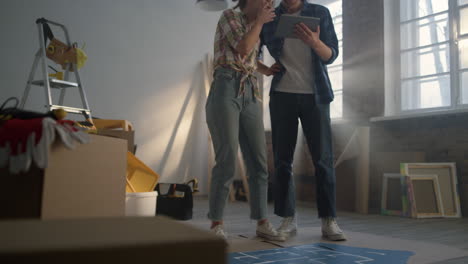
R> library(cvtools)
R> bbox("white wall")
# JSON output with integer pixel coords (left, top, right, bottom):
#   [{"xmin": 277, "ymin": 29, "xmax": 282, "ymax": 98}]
[
  {"xmin": 0, "ymin": 0, "xmax": 223, "ymax": 193},
  {"xmin": 383, "ymin": 0, "xmax": 399, "ymax": 117}
]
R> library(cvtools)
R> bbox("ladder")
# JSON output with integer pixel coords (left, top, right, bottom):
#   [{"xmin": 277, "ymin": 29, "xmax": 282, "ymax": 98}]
[{"xmin": 20, "ymin": 18, "xmax": 91, "ymax": 118}]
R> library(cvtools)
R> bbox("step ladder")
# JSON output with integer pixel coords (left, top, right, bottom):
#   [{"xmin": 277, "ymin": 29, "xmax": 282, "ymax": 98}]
[{"xmin": 20, "ymin": 18, "xmax": 92, "ymax": 118}]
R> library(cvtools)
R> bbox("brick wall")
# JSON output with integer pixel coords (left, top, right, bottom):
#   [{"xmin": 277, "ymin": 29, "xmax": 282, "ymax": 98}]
[{"xmin": 370, "ymin": 114, "xmax": 468, "ymax": 216}]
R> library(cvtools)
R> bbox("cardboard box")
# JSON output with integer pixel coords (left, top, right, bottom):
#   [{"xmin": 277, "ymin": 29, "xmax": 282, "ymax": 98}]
[
  {"xmin": 0, "ymin": 134, "xmax": 127, "ymax": 220},
  {"xmin": 0, "ymin": 166, "xmax": 44, "ymax": 219},
  {"xmin": 0, "ymin": 217, "xmax": 227, "ymax": 264},
  {"xmin": 97, "ymin": 129, "xmax": 135, "ymax": 153}
]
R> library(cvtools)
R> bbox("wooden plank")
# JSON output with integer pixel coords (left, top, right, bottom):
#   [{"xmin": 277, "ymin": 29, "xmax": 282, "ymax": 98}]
[
  {"xmin": 334, "ymin": 126, "xmax": 370, "ymax": 214},
  {"xmin": 355, "ymin": 126, "xmax": 370, "ymax": 214}
]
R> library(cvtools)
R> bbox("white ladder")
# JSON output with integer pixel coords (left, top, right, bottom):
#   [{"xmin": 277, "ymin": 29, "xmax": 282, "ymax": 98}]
[{"xmin": 20, "ymin": 18, "xmax": 91, "ymax": 117}]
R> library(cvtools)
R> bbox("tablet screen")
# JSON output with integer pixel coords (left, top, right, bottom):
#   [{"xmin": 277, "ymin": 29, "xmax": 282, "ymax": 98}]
[{"xmin": 274, "ymin": 14, "xmax": 320, "ymax": 39}]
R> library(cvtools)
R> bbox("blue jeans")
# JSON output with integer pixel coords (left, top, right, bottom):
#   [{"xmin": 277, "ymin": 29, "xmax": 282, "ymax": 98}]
[
  {"xmin": 205, "ymin": 67, "xmax": 268, "ymax": 221},
  {"xmin": 269, "ymin": 92, "xmax": 336, "ymax": 218}
]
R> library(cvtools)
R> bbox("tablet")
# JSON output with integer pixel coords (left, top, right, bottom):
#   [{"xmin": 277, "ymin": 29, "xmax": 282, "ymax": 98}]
[{"xmin": 274, "ymin": 14, "xmax": 320, "ymax": 39}]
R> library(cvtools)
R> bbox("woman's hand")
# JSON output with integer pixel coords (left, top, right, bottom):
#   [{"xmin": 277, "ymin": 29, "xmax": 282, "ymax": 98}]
[
  {"xmin": 256, "ymin": 5, "xmax": 276, "ymax": 25},
  {"xmin": 264, "ymin": 62, "xmax": 283, "ymax": 76},
  {"xmin": 257, "ymin": 61, "xmax": 282, "ymax": 76}
]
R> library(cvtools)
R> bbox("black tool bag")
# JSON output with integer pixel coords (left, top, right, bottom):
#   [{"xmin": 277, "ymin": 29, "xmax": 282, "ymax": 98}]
[{"xmin": 155, "ymin": 183, "xmax": 193, "ymax": 220}]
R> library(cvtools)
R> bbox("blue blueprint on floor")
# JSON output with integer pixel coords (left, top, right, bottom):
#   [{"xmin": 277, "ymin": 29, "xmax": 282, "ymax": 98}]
[{"xmin": 229, "ymin": 243, "xmax": 414, "ymax": 264}]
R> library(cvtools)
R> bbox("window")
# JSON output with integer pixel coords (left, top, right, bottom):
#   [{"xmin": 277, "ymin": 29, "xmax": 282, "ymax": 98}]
[
  {"xmin": 311, "ymin": 0, "xmax": 343, "ymax": 118},
  {"xmin": 399, "ymin": 0, "xmax": 468, "ymax": 112},
  {"xmin": 460, "ymin": 0, "xmax": 468, "ymax": 103}
]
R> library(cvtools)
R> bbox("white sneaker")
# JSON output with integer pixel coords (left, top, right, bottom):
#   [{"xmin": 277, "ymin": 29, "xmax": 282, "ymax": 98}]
[
  {"xmin": 211, "ymin": 225, "xmax": 228, "ymax": 240},
  {"xmin": 321, "ymin": 218, "xmax": 346, "ymax": 241},
  {"xmin": 256, "ymin": 221, "xmax": 286, "ymax": 242},
  {"xmin": 277, "ymin": 215, "xmax": 298, "ymax": 237}
]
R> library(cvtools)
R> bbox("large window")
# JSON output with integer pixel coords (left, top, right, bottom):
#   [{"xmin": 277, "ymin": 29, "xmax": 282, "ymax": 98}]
[
  {"xmin": 399, "ymin": 0, "xmax": 468, "ymax": 112},
  {"xmin": 461, "ymin": 0, "xmax": 468, "ymax": 103}
]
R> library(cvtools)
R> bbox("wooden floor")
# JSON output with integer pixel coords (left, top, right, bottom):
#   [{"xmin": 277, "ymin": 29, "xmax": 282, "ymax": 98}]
[{"xmin": 188, "ymin": 197, "xmax": 468, "ymax": 264}]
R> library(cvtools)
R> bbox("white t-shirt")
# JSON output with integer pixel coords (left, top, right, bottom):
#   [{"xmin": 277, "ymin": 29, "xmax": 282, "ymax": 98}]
[{"xmin": 275, "ymin": 11, "xmax": 315, "ymax": 94}]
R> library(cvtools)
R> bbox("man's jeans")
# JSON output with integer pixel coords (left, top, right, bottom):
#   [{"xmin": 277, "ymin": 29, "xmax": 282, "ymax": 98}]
[
  {"xmin": 269, "ymin": 91, "xmax": 336, "ymax": 218},
  {"xmin": 206, "ymin": 67, "xmax": 268, "ymax": 221}
]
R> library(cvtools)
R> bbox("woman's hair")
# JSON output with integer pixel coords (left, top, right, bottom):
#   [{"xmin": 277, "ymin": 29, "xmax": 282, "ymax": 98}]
[{"xmin": 232, "ymin": 0, "xmax": 247, "ymax": 10}]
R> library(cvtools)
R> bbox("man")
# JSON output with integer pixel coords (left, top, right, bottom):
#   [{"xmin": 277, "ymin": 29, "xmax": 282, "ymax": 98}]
[{"xmin": 259, "ymin": 0, "xmax": 346, "ymax": 241}]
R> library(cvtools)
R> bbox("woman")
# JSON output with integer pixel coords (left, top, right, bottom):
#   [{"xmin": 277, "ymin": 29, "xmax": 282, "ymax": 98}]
[{"xmin": 206, "ymin": 0, "xmax": 283, "ymax": 241}]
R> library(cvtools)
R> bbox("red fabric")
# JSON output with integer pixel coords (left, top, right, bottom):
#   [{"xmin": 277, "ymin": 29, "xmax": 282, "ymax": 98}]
[{"xmin": 0, "ymin": 118, "xmax": 44, "ymax": 156}]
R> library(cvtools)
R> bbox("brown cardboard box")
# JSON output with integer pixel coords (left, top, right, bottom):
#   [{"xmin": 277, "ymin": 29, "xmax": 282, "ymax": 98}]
[
  {"xmin": 0, "ymin": 217, "xmax": 227, "ymax": 264},
  {"xmin": 97, "ymin": 129, "xmax": 135, "ymax": 153},
  {"xmin": 0, "ymin": 134, "xmax": 127, "ymax": 220}
]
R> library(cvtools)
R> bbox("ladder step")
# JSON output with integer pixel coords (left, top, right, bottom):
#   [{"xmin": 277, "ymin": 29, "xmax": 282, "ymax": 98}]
[
  {"xmin": 30, "ymin": 79, "xmax": 79, "ymax": 89},
  {"xmin": 50, "ymin": 105, "xmax": 90, "ymax": 115}
]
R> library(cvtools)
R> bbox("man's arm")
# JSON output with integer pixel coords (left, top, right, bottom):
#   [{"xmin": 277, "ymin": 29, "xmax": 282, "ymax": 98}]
[
  {"xmin": 295, "ymin": 24, "xmax": 332, "ymax": 61},
  {"xmin": 294, "ymin": 8, "xmax": 339, "ymax": 64},
  {"xmin": 319, "ymin": 8, "xmax": 339, "ymax": 64}
]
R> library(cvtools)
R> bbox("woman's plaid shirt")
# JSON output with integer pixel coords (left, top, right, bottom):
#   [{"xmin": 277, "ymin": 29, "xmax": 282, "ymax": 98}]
[{"xmin": 213, "ymin": 9, "xmax": 261, "ymax": 100}]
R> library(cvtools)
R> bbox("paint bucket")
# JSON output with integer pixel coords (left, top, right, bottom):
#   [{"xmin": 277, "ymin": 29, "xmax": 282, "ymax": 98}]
[{"xmin": 125, "ymin": 191, "xmax": 158, "ymax": 216}]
